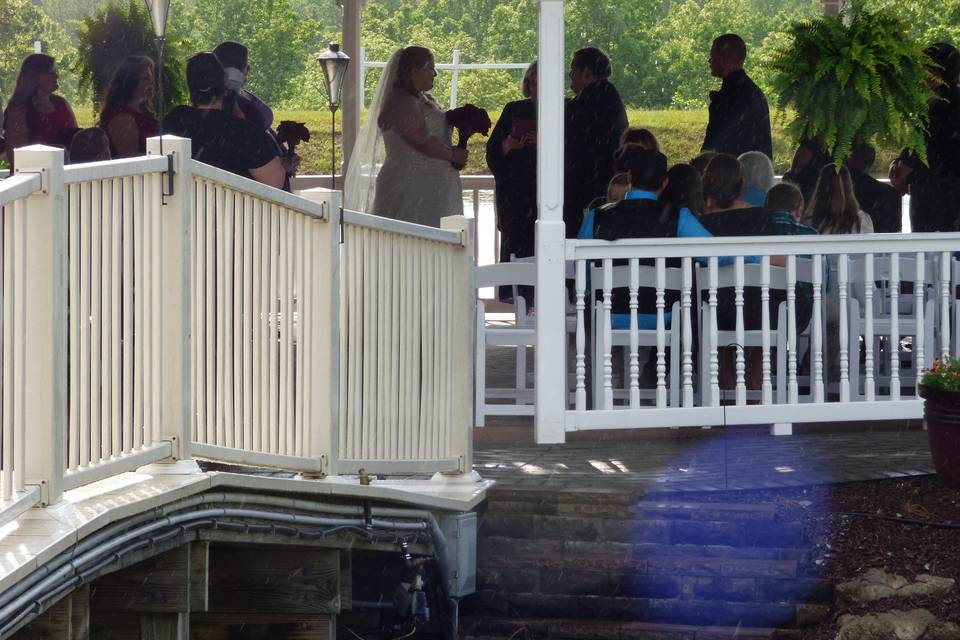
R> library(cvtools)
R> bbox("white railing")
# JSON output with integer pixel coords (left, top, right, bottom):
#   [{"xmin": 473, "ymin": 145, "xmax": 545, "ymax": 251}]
[
  {"xmin": 339, "ymin": 210, "xmax": 475, "ymax": 474},
  {"xmin": 189, "ymin": 163, "xmax": 337, "ymax": 474},
  {"xmin": 0, "ymin": 172, "xmax": 43, "ymax": 519},
  {"xmin": 61, "ymin": 156, "xmax": 175, "ymax": 491},
  {"xmin": 564, "ymin": 233, "xmax": 960, "ymax": 434}
]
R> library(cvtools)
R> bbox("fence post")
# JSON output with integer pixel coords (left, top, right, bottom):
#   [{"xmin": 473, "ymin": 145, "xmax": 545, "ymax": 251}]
[
  {"xmin": 449, "ymin": 49, "xmax": 461, "ymax": 109},
  {"xmin": 147, "ymin": 136, "xmax": 194, "ymax": 462},
  {"xmin": 15, "ymin": 145, "xmax": 67, "ymax": 505},
  {"xmin": 440, "ymin": 215, "xmax": 478, "ymax": 478},
  {"xmin": 299, "ymin": 188, "xmax": 341, "ymax": 477}
]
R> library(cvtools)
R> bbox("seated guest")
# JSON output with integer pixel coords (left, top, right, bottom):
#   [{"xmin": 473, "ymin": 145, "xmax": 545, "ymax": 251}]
[
  {"xmin": 606, "ymin": 172, "xmax": 630, "ymax": 204},
  {"xmin": 660, "ymin": 163, "xmax": 706, "ymax": 215},
  {"xmin": 619, "ymin": 127, "xmax": 659, "ymax": 150},
  {"xmin": 844, "ymin": 142, "xmax": 901, "ymax": 233},
  {"xmin": 163, "ymin": 53, "xmax": 285, "ymax": 189},
  {"xmin": 98, "ymin": 55, "xmax": 158, "ymax": 157},
  {"xmin": 690, "ymin": 150, "xmax": 717, "ymax": 176},
  {"xmin": 782, "ymin": 137, "xmax": 832, "ymax": 205},
  {"xmin": 764, "ymin": 182, "xmax": 816, "ymax": 238},
  {"xmin": 68, "ymin": 128, "xmax": 112, "ymax": 164},
  {"xmin": 802, "ymin": 165, "xmax": 873, "ymax": 234},
  {"xmin": 738, "ymin": 150, "xmax": 775, "ymax": 207},
  {"xmin": 3, "ymin": 54, "xmax": 79, "ymax": 170}
]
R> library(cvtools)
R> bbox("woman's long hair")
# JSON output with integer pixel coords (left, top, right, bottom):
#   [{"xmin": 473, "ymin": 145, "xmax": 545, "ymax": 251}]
[
  {"xmin": 660, "ymin": 163, "xmax": 705, "ymax": 216},
  {"xmin": 7, "ymin": 54, "xmax": 56, "ymax": 110},
  {"xmin": 804, "ymin": 165, "xmax": 861, "ymax": 234},
  {"xmin": 99, "ymin": 55, "xmax": 155, "ymax": 127},
  {"xmin": 394, "ymin": 46, "xmax": 433, "ymax": 94},
  {"xmin": 702, "ymin": 153, "xmax": 743, "ymax": 210}
]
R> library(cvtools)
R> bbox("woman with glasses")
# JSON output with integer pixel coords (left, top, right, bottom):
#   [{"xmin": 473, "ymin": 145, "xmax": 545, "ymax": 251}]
[{"xmin": 3, "ymin": 54, "xmax": 78, "ymax": 169}]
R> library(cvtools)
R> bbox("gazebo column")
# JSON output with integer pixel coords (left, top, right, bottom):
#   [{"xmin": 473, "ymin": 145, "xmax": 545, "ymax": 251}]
[
  {"xmin": 535, "ymin": 0, "xmax": 567, "ymax": 444},
  {"xmin": 337, "ymin": 0, "xmax": 365, "ymax": 168}
]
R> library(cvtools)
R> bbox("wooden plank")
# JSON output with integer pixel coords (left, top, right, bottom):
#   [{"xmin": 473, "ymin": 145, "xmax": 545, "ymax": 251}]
[
  {"xmin": 140, "ymin": 613, "xmax": 188, "ymax": 640},
  {"xmin": 208, "ymin": 545, "xmax": 340, "ymax": 615},
  {"xmin": 90, "ymin": 544, "xmax": 190, "ymax": 613},
  {"xmin": 12, "ymin": 585, "xmax": 89, "ymax": 640},
  {"xmin": 189, "ymin": 541, "xmax": 210, "ymax": 613},
  {"xmin": 88, "ymin": 611, "xmax": 140, "ymax": 640},
  {"xmin": 190, "ymin": 613, "xmax": 332, "ymax": 640},
  {"xmin": 340, "ymin": 550, "xmax": 353, "ymax": 611}
]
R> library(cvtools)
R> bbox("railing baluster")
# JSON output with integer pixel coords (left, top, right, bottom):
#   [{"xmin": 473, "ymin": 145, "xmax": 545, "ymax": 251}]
[
  {"xmin": 602, "ymin": 258, "xmax": 613, "ymax": 409},
  {"xmin": 941, "ymin": 251, "xmax": 951, "ymax": 361},
  {"xmin": 136, "ymin": 178, "xmax": 147, "ymax": 451},
  {"xmin": 80, "ymin": 182, "xmax": 92, "ymax": 467},
  {"xmin": 629, "ymin": 258, "xmax": 640, "ymax": 408},
  {"xmin": 787, "ymin": 255, "xmax": 798, "ymax": 404},
  {"xmin": 91, "ymin": 179, "xmax": 102, "ymax": 464},
  {"xmin": 655, "ymin": 258, "xmax": 667, "ymax": 408},
  {"xmin": 99, "ymin": 178, "xmax": 112, "ymax": 460},
  {"xmin": 269, "ymin": 204, "xmax": 280, "ymax": 454},
  {"xmin": 734, "ymin": 256, "xmax": 745, "ymax": 405},
  {"xmin": 915, "ymin": 252, "xmax": 925, "ymax": 396},
  {"xmin": 254, "ymin": 198, "xmax": 267, "ymax": 452},
  {"xmin": 150, "ymin": 172, "xmax": 162, "ymax": 446},
  {"xmin": 890, "ymin": 252, "xmax": 901, "ymax": 400},
  {"xmin": 761, "ymin": 256, "xmax": 771, "ymax": 405},
  {"xmin": 864, "ymin": 254, "xmax": 875, "ymax": 401},
  {"xmin": 242, "ymin": 195, "xmax": 253, "ymax": 451},
  {"xmin": 839, "ymin": 253, "xmax": 850, "ymax": 402},
  {"xmin": 230, "ymin": 192, "xmax": 243, "ymax": 449},
  {"xmin": 575, "ymin": 259, "xmax": 586, "ymax": 411},
  {"xmin": 68, "ymin": 185, "xmax": 80, "ymax": 470},
  {"xmin": 278, "ymin": 207, "xmax": 290, "ymax": 455},
  {"xmin": 3, "ymin": 203, "xmax": 14, "ymax": 496},
  {"xmin": 812, "ymin": 255, "xmax": 824, "ymax": 402},
  {"xmin": 708, "ymin": 257, "xmax": 719, "ymax": 407},
  {"xmin": 13, "ymin": 198, "xmax": 26, "ymax": 490},
  {"xmin": 682, "ymin": 257, "xmax": 693, "ymax": 407},
  {"xmin": 122, "ymin": 177, "xmax": 134, "ymax": 453},
  {"xmin": 110, "ymin": 178, "xmax": 122, "ymax": 457},
  {"xmin": 204, "ymin": 180, "xmax": 216, "ymax": 446}
]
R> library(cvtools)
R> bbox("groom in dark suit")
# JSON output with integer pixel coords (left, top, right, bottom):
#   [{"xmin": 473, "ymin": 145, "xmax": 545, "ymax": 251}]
[{"xmin": 564, "ymin": 47, "xmax": 628, "ymax": 238}]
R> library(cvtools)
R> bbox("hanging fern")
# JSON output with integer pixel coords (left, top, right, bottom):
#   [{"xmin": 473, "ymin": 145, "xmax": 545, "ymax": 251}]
[{"xmin": 769, "ymin": 0, "xmax": 933, "ymax": 166}]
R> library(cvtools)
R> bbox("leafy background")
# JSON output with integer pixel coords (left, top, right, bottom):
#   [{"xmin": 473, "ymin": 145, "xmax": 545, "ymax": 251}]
[{"xmin": 1, "ymin": 0, "xmax": 957, "ymax": 173}]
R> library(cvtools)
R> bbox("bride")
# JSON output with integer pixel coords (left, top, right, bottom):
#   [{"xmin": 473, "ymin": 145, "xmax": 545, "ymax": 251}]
[{"xmin": 344, "ymin": 46, "xmax": 468, "ymax": 227}]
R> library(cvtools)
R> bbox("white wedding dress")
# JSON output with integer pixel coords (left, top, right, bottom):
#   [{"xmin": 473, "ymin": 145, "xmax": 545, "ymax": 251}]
[
  {"xmin": 372, "ymin": 97, "xmax": 464, "ymax": 227},
  {"xmin": 344, "ymin": 48, "xmax": 464, "ymax": 227}
]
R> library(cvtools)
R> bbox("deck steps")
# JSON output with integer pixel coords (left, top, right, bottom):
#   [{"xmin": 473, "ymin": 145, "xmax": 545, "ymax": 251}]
[
  {"xmin": 462, "ymin": 488, "xmax": 830, "ymax": 632},
  {"xmin": 460, "ymin": 616, "xmax": 801, "ymax": 640}
]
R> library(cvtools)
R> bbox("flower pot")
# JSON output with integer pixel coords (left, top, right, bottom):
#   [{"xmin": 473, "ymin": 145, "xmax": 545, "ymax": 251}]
[{"xmin": 918, "ymin": 384, "xmax": 960, "ymax": 488}]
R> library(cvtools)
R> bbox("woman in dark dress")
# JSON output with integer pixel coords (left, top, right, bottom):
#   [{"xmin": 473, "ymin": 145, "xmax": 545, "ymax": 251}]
[
  {"xmin": 99, "ymin": 55, "xmax": 159, "ymax": 158},
  {"xmin": 892, "ymin": 43, "xmax": 960, "ymax": 232},
  {"xmin": 3, "ymin": 54, "xmax": 78, "ymax": 169},
  {"xmin": 487, "ymin": 61, "xmax": 538, "ymax": 263}
]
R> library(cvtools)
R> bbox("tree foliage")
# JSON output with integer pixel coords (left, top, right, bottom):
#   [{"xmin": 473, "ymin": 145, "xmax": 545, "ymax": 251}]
[
  {"xmin": 0, "ymin": 0, "xmax": 78, "ymax": 103},
  {"xmin": 769, "ymin": 0, "xmax": 933, "ymax": 165}
]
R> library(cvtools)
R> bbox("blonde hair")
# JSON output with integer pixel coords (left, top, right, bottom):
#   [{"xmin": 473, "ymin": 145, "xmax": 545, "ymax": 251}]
[{"xmin": 521, "ymin": 61, "xmax": 538, "ymax": 98}]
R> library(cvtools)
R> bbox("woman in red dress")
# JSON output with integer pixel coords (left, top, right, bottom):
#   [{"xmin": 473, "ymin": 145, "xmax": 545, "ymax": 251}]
[
  {"xmin": 99, "ymin": 55, "xmax": 159, "ymax": 158},
  {"xmin": 3, "ymin": 54, "xmax": 78, "ymax": 169}
]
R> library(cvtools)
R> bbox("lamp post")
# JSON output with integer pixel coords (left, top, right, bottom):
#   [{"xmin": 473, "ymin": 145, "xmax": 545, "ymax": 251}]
[
  {"xmin": 317, "ymin": 43, "xmax": 350, "ymax": 192},
  {"xmin": 143, "ymin": 0, "xmax": 172, "ymax": 194}
]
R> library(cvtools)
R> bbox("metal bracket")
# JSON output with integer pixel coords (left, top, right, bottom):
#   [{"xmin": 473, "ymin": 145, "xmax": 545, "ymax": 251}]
[
  {"xmin": 15, "ymin": 167, "xmax": 48, "ymax": 194},
  {"xmin": 164, "ymin": 152, "xmax": 175, "ymax": 199}
]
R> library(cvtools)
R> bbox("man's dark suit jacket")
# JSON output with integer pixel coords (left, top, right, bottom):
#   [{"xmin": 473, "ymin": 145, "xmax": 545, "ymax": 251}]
[
  {"xmin": 849, "ymin": 169, "xmax": 902, "ymax": 233},
  {"xmin": 702, "ymin": 69, "xmax": 772, "ymax": 159},
  {"xmin": 564, "ymin": 79, "xmax": 628, "ymax": 238}
]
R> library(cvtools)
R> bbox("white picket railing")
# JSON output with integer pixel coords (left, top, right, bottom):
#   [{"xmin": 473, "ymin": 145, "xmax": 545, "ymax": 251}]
[
  {"xmin": 338, "ymin": 210, "xmax": 475, "ymax": 474},
  {"xmin": 188, "ymin": 163, "xmax": 338, "ymax": 474},
  {"xmin": 0, "ymin": 172, "xmax": 43, "ymax": 516},
  {"xmin": 565, "ymin": 233, "xmax": 960, "ymax": 433}
]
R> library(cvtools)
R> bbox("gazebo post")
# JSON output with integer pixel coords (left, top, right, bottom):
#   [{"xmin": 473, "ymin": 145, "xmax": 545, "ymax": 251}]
[
  {"xmin": 337, "ymin": 0, "xmax": 365, "ymax": 168},
  {"xmin": 534, "ymin": 0, "xmax": 567, "ymax": 444},
  {"xmin": 821, "ymin": 0, "xmax": 845, "ymax": 15}
]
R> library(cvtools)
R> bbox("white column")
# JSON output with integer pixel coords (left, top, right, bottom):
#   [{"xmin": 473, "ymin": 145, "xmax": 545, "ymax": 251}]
[
  {"xmin": 338, "ymin": 0, "xmax": 366, "ymax": 168},
  {"xmin": 15, "ymin": 145, "xmax": 68, "ymax": 505},
  {"xmin": 535, "ymin": 0, "xmax": 566, "ymax": 444},
  {"xmin": 148, "ymin": 136, "xmax": 194, "ymax": 461}
]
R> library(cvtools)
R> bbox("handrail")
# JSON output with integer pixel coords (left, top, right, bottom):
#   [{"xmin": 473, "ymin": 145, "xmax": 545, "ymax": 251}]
[
  {"xmin": 343, "ymin": 209, "xmax": 464, "ymax": 245},
  {"xmin": 63, "ymin": 156, "xmax": 170, "ymax": 184},
  {"xmin": 568, "ymin": 232, "xmax": 960, "ymax": 260},
  {"xmin": 0, "ymin": 173, "xmax": 42, "ymax": 207},
  {"xmin": 191, "ymin": 160, "xmax": 328, "ymax": 220}
]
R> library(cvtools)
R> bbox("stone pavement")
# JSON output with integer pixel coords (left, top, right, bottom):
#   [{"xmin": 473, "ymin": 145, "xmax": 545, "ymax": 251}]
[{"xmin": 473, "ymin": 422, "xmax": 933, "ymax": 494}]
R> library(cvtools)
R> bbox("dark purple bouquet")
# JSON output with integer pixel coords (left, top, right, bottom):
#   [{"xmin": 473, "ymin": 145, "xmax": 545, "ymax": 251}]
[
  {"xmin": 446, "ymin": 104, "xmax": 491, "ymax": 169},
  {"xmin": 276, "ymin": 120, "xmax": 311, "ymax": 158}
]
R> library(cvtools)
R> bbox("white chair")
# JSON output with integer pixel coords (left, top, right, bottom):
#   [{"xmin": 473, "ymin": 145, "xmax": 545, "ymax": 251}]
[
  {"xmin": 696, "ymin": 262, "xmax": 789, "ymax": 405},
  {"xmin": 589, "ymin": 263, "xmax": 682, "ymax": 409},
  {"xmin": 474, "ymin": 262, "xmax": 537, "ymax": 426}
]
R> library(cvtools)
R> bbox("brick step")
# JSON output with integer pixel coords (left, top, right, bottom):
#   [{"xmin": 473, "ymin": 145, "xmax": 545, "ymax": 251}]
[
  {"xmin": 480, "ymin": 513, "xmax": 805, "ymax": 548},
  {"xmin": 487, "ymin": 493, "xmax": 783, "ymax": 523},
  {"xmin": 461, "ymin": 591, "xmax": 828, "ymax": 628},
  {"xmin": 460, "ymin": 616, "xmax": 803, "ymax": 640}
]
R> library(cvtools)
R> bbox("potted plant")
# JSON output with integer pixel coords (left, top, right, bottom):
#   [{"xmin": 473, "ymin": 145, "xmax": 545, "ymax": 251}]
[
  {"xmin": 919, "ymin": 358, "xmax": 960, "ymax": 488},
  {"xmin": 769, "ymin": 0, "xmax": 934, "ymax": 166}
]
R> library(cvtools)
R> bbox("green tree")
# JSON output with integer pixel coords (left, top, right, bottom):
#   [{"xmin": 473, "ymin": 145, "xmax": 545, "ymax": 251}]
[
  {"xmin": 189, "ymin": 0, "xmax": 324, "ymax": 107},
  {"xmin": 0, "ymin": 0, "xmax": 78, "ymax": 102},
  {"xmin": 75, "ymin": 0, "xmax": 192, "ymax": 113}
]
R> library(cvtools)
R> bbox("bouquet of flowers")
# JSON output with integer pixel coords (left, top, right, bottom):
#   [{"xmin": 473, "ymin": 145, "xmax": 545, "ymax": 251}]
[
  {"xmin": 446, "ymin": 104, "xmax": 491, "ymax": 170},
  {"xmin": 921, "ymin": 357, "xmax": 960, "ymax": 392},
  {"xmin": 276, "ymin": 120, "xmax": 311, "ymax": 158}
]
